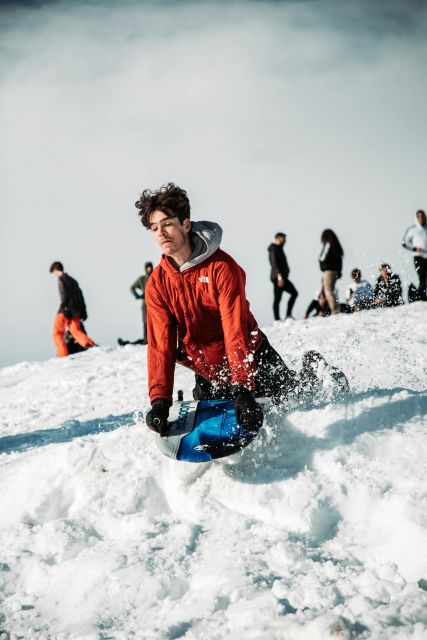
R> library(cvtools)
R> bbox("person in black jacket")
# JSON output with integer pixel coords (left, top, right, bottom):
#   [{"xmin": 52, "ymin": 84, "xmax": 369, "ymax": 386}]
[
  {"xmin": 373, "ymin": 263, "xmax": 404, "ymax": 308},
  {"xmin": 50, "ymin": 261, "xmax": 96, "ymax": 357},
  {"xmin": 268, "ymin": 232, "xmax": 298, "ymax": 320},
  {"xmin": 319, "ymin": 229, "xmax": 344, "ymax": 315},
  {"xmin": 129, "ymin": 261, "xmax": 153, "ymax": 343}
]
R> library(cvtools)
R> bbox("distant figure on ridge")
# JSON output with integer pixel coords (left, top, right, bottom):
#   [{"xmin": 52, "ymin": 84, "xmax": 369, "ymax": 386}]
[
  {"xmin": 49, "ymin": 261, "xmax": 96, "ymax": 357},
  {"xmin": 135, "ymin": 183, "xmax": 348, "ymax": 436},
  {"xmin": 130, "ymin": 261, "xmax": 154, "ymax": 344},
  {"xmin": 402, "ymin": 209, "xmax": 427, "ymax": 301},
  {"xmin": 373, "ymin": 263, "xmax": 404, "ymax": 308},
  {"xmin": 268, "ymin": 232, "xmax": 298, "ymax": 320},
  {"xmin": 319, "ymin": 229, "xmax": 344, "ymax": 315},
  {"xmin": 345, "ymin": 268, "xmax": 374, "ymax": 312},
  {"xmin": 303, "ymin": 286, "xmax": 331, "ymax": 318}
]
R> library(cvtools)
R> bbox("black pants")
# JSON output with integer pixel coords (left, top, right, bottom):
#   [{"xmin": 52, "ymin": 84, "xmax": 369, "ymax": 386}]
[
  {"xmin": 273, "ymin": 279, "xmax": 298, "ymax": 320},
  {"xmin": 193, "ymin": 334, "xmax": 294, "ymax": 400},
  {"xmin": 414, "ymin": 256, "xmax": 427, "ymax": 301}
]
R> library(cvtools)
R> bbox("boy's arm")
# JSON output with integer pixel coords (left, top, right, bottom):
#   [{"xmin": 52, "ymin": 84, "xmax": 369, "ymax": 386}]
[{"xmin": 145, "ymin": 281, "xmax": 177, "ymax": 404}]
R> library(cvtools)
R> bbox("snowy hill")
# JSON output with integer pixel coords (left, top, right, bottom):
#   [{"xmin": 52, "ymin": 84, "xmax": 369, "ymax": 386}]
[{"xmin": 0, "ymin": 304, "xmax": 426, "ymax": 640}]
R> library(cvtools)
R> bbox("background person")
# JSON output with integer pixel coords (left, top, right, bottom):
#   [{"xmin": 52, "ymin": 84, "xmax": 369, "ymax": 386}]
[
  {"xmin": 130, "ymin": 261, "xmax": 153, "ymax": 343},
  {"xmin": 49, "ymin": 261, "xmax": 96, "ymax": 357},
  {"xmin": 268, "ymin": 232, "xmax": 298, "ymax": 320},
  {"xmin": 373, "ymin": 263, "xmax": 404, "ymax": 308},
  {"xmin": 402, "ymin": 209, "xmax": 427, "ymax": 301},
  {"xmin": 319, "ymin": 228, "xmax": 344, "ymax": 315},
  {"xmin": 303, "ymin": 286, "xmax": 330, "ymax": 318},
  {"xmin": 346, "ymin": 268, "xmax": 374, "ymax": 311}
]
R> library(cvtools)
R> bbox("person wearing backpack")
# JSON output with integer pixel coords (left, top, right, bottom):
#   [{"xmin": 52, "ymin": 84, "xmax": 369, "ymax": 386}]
[{"xmin": 49, "ymin": 261, "xmax": 96, "ymax": 357}]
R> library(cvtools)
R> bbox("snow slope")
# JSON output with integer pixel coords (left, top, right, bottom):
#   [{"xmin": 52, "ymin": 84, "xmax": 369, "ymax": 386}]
[{"xmin": 0, "ymin": 304, "xmax": 426, "ymax": 640}]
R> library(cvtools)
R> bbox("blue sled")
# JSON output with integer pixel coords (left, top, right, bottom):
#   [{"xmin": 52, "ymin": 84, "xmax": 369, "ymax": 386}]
[{"xmin": 156, "ymin": 399, "xmax": 262, "ymax": 462}]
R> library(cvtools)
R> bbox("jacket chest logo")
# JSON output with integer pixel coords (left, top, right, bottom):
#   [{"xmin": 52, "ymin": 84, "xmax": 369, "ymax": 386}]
[{"xmin": 198, "ymin": 276, "xmax": 209, "ymax": 283}]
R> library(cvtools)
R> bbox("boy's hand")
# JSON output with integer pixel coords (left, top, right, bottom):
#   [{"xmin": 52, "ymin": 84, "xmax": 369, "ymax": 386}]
[
  {"xmin": 146, "ymin": 399, "xmax": 171, "ymax": 436},
  {"xmin": 233, "ymin": 386, "xmax": 264, "ymax": 432}
]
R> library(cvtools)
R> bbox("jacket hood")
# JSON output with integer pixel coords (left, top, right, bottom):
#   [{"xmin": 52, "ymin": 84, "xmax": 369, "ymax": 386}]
[{"xmin": 179, "ymin": 221, "xmax": 223, "ymax": 272}]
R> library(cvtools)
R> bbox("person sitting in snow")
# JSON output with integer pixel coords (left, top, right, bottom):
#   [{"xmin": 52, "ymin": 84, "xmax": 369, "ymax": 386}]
[
  {"xmin": 373, "ymin": 263, "xmax": 404, "ymax": 308},
  {"xmin": 303, "ymin": 285, "xmax": 335, "ymax": 318},
  {"xmin": 345, "ymin": 268, "xmax": 374, "ymax": 312},
  {"xmin": 135, "ymin": 183, "xmax": 348, "ymax": 436}
]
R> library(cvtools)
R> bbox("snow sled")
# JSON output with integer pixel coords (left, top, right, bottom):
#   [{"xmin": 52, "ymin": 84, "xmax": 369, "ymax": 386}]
[{"xmin": 156, "ymin": 398, "xmax": 263, "ymax": 462}]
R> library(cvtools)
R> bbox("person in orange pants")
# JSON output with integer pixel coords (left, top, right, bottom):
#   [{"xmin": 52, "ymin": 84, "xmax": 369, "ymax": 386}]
[
  {"xmin": 50, "ymin": 261, "xmax": 96, "ymax": 357},
  {"xmin": 52, "ymin": 313, "xmax": 95, "ymax": 357}
]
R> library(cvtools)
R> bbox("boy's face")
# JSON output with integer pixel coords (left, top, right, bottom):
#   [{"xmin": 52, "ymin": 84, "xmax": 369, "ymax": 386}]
[{"xmin": 149, "ymin": 210, "xmax": 191, "ymax": 256}]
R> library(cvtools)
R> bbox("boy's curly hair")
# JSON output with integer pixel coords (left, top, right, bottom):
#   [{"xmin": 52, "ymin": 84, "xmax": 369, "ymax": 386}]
[{"xmin": 135, "ymin": 183, "xmax": 191, "ymax": 228}]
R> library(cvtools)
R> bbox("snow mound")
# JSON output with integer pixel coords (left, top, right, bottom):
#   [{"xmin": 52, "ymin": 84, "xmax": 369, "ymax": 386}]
[{"xmin": 0, "ymin": 304, "xmax": 426, "ymax": 639}]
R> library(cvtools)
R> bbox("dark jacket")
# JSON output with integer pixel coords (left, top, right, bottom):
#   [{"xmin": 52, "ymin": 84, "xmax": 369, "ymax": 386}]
[
  {"xmin": 319, "ymin": 242, "xmax": 343, "ymax": 275},
  {"xmin": 268, "ymin": 243, "xmax": 289, "ymax": 281},
  {"xmin": 374, "ymin": 273, "xmax": 403, "ymax": 307},
  {"xmin": 58, "ymin": 274, "xmax": 88, "ymax": 320},
  {"xmin": 130, "ymin": 274, "xmax": 150, "ymax": 302}
]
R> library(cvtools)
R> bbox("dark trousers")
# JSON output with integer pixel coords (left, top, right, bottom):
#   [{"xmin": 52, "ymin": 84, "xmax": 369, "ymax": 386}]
[
  {"xmin": 273, "ymin": 279, "xmax": 298, "ymax": 320},
  {"xmin": 193, "ymin": 333, "xmax": 294, "ymax": 400},
  {"xmin": 414, "ymin": 256, "xmax": 427, "ymax": 301}
]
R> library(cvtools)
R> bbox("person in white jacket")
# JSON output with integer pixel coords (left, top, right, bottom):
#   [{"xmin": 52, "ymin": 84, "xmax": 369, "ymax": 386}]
[
  {"xmin": 402, "ymin": 209, "xmax": 427, "ymax": 301},
  {"xmin": 345, "ymin": 268, "xmax": 374, "ymax": 311}
]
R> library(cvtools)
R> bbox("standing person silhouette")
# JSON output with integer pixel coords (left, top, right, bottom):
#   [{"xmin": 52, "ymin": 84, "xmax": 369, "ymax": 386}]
[
  {"xmin": 319, "ymin": 229, "xmax": 344, "ymax": 315},
  {"xmin": 49, "ymin": 261, "xmax": 96, "ymax": 357},
  {"xmin": 130, "ymin": 261, "xmax": 154, "ymax": 343},
  {"xmin": 268, "ymin": 232, "xmax": 298, "ymax": 321},
  {"xmin": 402, "ymin": 209, "xmax": 427, "ymax": 301}
]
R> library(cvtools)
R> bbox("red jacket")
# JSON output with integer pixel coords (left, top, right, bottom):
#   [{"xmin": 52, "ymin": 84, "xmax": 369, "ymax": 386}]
[{"xmin": 145, "ymin": 245, "xmax": 262, "ymax": 403}]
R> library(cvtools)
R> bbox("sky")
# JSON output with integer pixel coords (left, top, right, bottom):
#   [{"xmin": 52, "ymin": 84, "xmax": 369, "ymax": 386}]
[{"xmin": 1, "ymin": 0, "xmax": 426, "ymax": 367}]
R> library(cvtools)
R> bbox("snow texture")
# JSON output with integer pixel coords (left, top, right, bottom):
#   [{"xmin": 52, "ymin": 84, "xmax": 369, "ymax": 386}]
[{"xmin": 0, "ymin": 304, "xmax": 426, "ymax": 640}]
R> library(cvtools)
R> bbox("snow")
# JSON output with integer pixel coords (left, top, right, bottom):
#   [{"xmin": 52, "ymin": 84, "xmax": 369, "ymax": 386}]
[{"xmin": 0, "ymin": 303, "xmax": 426, "ymax": 640}]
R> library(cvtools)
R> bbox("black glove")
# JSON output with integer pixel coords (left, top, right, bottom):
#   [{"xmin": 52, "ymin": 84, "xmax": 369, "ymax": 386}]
[
  {"xmin": 146, "ymin": 399, "xmax": 171, "ymax": 436},
  {"xmin": 233, "ymin": 386, "xmax": 263, "ymax": 432}
]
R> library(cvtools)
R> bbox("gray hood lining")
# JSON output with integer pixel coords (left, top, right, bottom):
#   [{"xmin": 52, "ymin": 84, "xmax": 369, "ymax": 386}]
[{"xmin": 180, "ymin": 221, "xmax": 223, "ymax": 272}]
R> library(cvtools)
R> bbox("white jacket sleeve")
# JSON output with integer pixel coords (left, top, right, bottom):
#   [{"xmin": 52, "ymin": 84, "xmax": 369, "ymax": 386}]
[
  {"xmin": 319, "ymin": 242, "xmax": 330, "ymax": 262},
  {"xmin": 402, "ymin": 226, "xmax": 415, "ymax": 252}
]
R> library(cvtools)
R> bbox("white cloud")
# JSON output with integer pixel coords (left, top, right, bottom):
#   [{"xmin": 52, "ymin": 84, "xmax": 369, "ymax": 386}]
[{"xmin": 1, "ymin": 0, "xmax": 426, "ymax": 366}]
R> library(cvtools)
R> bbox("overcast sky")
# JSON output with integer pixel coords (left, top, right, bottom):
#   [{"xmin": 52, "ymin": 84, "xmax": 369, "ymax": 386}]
[{"xmin": 1, "ymin": 0, "xmax": 426, "ymax": 368}]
